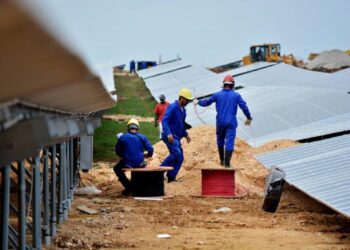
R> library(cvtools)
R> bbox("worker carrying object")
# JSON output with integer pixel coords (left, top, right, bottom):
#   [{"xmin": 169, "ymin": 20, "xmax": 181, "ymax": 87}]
[
  {"xmin": 113, "ymin": 118, "xmax": 154, "ymax": 195},
  {"xmin": 160, "ymin": 88, "xmax": 193, "ymax": 182},
  {"xmin": 154, "ymin": 94, "xmax": 170, "ymax": 139},
  {"xmin": 194, "ymin": 75, "xmax": 252, "ymax": 168}
]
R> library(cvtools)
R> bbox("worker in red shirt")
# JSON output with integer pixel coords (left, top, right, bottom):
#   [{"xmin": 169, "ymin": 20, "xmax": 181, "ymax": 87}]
[{"xmin": 154, "ymin": 94, "xmax": 170, "ymax": 138}]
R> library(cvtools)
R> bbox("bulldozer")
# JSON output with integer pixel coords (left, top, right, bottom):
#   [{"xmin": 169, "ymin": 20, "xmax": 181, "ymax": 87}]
[
  {"xmin": 242, "ymin": 43, "xmax": 296, "ymax": 65},
  {"xmin": 208, "ymin": 43, "xmax": 302, "ymax": 73}
]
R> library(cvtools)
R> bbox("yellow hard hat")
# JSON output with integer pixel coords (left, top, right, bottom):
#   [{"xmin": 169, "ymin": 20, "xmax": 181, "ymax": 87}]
[
  {"xmin": 178, "ymin": 88, "xmax": 194, "ymax": 100},
  {"xmin": 127, "ymin": 118, "xmax": 140, "ymax": 128}
]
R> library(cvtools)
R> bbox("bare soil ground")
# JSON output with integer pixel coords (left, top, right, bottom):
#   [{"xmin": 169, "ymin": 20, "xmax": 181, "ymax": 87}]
[
  {"xmin": 50, "ymin": 126, "xmax": 350, "ymax": 249},
  {"xmin": 103, "ymin": 115, "xmax": 154, "ymax": 123}
]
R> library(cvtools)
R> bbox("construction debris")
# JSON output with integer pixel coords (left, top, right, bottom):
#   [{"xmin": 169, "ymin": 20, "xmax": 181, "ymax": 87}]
[
  {"xmin": 213, "ymin": 207, "xmax": 232, "ymax": 213},
  {"xmin": 306, "ymin": 49, "xmax": 350, "ymax": 72},
  {"xmin": 157, "ymin": 234, "xmax": 171, "ymax": 239},
  {"xmin": 74, "ymin": 186, "xmax": 102, "ymax": 195},
  {"xmin": 77, "ymin": 205, "xmax": 98, "ymax": 215}
]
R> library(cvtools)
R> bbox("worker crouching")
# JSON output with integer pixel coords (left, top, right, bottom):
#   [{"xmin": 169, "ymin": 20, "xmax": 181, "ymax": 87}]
[{"xmin": 113, "ymin": 118, "xmax": 154, "ymax": 195}]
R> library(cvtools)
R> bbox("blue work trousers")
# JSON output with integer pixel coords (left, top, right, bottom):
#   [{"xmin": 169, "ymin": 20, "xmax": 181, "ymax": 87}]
[
  {"xmin": 216, "ymin": 124, "xmax": 237, "ymax": 151},
  {"xmin": 160, "ymin": 138, "xmax": 184, "ymax": 180}
]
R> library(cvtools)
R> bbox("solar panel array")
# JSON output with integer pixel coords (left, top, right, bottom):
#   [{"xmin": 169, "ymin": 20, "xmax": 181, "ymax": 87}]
[
  {"xmin": 219, "ymin": 62, "xmax": 277, "ymax": 77},
  {"xmin": 186, "ymin": 84, "xmax": 350, "ymax": 146},
  {"xmin": 137, "ymin": 59, "xmax": 191, "ymax": 79},
  {"xmin": 142, "ymin": 65, "xmax": 223, "ymax": 103},
  {"xmin": 255, "ymin": 134, "xmax": 350, "ymax": 218},
  {"xmin": 236, "ymin": 63, "xmax": 350, "ymax": 91},
  {"xmin": 142, "ymin": 61, "xmax": 350, "ymax": 146}
]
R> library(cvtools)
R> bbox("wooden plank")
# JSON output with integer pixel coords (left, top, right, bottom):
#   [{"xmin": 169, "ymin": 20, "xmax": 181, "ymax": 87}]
[{"xmin": 133, "ymin": 197, "xmax": 163, "ymax": 201}]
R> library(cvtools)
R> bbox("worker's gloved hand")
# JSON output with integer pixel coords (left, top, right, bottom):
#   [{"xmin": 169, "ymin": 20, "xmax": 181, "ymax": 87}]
[
  {"xmin": 245, "ymin": 118, "xmax": 252, "ymax": 126},
  {"xmin": 193, "ymin": 99, "xmax": 199, "ymax": 105},
  {"xmin": 167, "ymin": 134, "xmax": 174, "ymax": 144}
]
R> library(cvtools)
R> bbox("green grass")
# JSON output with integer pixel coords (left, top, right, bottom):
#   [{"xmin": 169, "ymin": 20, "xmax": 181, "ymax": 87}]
[
  {"xmin": 104, "ymin": 75, "xmax": 157, "ymax": 117},
  {"xmin": 93, "ymin": 75, "xmax": 159, "ymax": 161}
]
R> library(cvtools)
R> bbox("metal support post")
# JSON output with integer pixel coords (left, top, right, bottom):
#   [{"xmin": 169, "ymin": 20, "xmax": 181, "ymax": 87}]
[
  {"xmin": 73, "ymin": 138, "xmax": 79, "ymax": 186},
  {"xmin": 18, "ymin": 161, "xmax": 27, "ymax": 250},
  {"xmin": 43, "ymin": 149, "xmax": 51, "ymax": 245},
  {"xmin": 57, "ymin": 143, "xmax": 64, "ymax": 224},
  {"xmin": 70, "ymin": 139, "xmax": 74, "ymax": 203},
  {"xmin": 66, "ymin": 141, "xmax": 71, "ymax": 210},
  {"xmin": 1, "ymin": 165, "xmax": 10, "ymax": 250},
  {"xmin": 50, "ymin": 146, "xmax": 57, "ymax": 236},
  {"xmin": 32, "ymin": 155, "xmax": 42, "ymax": 249},
  {"xmin": 62, "ymin": 142, "xmax": 68, "ymax": 220}
]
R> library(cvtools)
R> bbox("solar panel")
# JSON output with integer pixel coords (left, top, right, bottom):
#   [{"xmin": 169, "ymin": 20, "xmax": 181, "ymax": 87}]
[
  {"xmin": 219, "ymin": 62, "xmax": 277, "ymax": 77},
  {"xmin": 255, "ymin": 134, "xmax": 350, "ymax": 218},
  {"xmin": 143, "ymin": 61, "xmax": 350, "ymax": 147},
  {"xmin": 236, "ymin": 63, "xmax": 350, "ymax": 91},
  {"xmin": 143, "ymin": 66, "xmax": 222, "ymax": 103},
  {"xmin": 137, "ymin": 60, "xmax": 191, "ymax": 79},
  {"xmin": 186, "ymin": 85, "xmax": 350, "ymax": 146}
]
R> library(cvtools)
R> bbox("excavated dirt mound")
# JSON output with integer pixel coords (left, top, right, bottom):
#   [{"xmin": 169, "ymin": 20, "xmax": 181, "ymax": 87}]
[{"xmin": 50, "ymin": 126, "xmax": 350, "ymax": 249}]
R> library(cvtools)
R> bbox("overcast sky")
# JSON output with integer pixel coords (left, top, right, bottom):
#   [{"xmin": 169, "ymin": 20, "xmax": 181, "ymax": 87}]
[{"xmin": 21, "ymin": 0, "xmax": 350, "ymax": 71}]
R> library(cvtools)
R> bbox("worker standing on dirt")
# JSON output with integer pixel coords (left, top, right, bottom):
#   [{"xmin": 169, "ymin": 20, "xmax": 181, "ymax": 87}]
[
  {"xmin": 154, "ymin": 94, "xmax": 170, "ymax": 139},
  {"xmin": 113, "ymin": 118, "xmax": 154, "ymax": 195},
  {"xmin": 129, "ymin": 60, "xmax": 136, "ymax": 74},
  {"xmin": 194, "ymin": 75, "xmax": 252, "ymax": 168},
  {"xmin": 161, "ymin": 88, "xmax": 193, "ymax": 182}
]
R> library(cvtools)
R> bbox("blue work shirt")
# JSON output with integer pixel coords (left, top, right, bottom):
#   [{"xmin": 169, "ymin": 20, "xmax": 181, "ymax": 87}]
[
  {"xmin": 198, "ymin": 89, "xmax": 251, "ymax": 127},
  {"xmin": 115, "ymin": 132, "xmax": 154, "ymax": 168},
  {"xmin": 162, "ymin": 100, "xmax": 188, "ymax": 140}
]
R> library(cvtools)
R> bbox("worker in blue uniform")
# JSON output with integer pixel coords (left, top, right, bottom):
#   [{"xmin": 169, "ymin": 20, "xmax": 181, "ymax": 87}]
[
  {"xmin": 129, "ymin": 60, "xmax": 136, "ymax": 74},
  {"xmin": 194, "ymin": 75, "xmax": 252, "ymax": 168},
  {"xmin": 113, "ymin": 118, "xmax": 154, "ymax": 195},
  {"xmin": 161, "ymin": 88, "xmax": 193, "ymax": 182}
]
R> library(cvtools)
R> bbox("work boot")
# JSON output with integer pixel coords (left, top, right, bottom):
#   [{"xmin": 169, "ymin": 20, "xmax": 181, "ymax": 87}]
[
  {"xmin": 218, "ymin": 147, "xmax": 224, "ymax": 166},
  {"xmin": 224, "ymin": 150, "xmax": 233, "ymax": 168},
  {"xmin": 167, "ymin": 176, "xmax": 176, "ymax": 183}
]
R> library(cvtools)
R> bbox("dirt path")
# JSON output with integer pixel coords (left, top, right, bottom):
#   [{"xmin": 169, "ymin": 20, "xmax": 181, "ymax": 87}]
[
  {"xmin": 103, "ymin": 114, "xmax": 154, "ymax": 123},
  {"xmin": 50, "ymin": 126, "xmax": 350, "ymax": 249}
]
